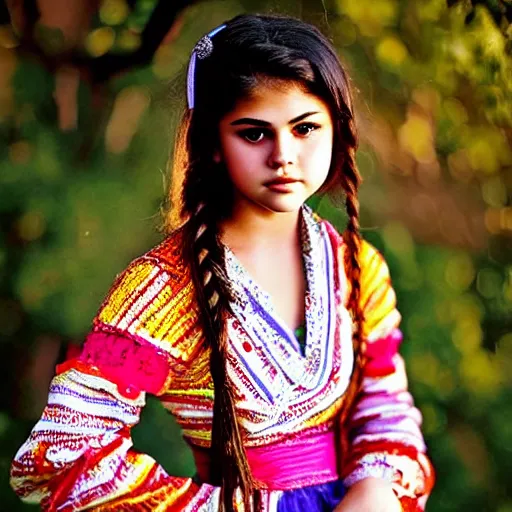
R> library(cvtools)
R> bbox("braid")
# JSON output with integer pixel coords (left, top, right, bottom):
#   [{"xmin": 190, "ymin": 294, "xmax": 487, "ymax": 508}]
[
  {"xmin": 181, "ymin": 171, "xmax": 253, "ymax": 511},
  {"xmin": 336, "ymin": 119, "xmax": 366, "ymax": 444}
]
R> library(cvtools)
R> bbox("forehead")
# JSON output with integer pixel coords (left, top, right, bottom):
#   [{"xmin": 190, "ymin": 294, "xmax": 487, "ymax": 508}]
[{"xmin": 222, "ymin": 81, "xmax": 330, "ymax": 124}]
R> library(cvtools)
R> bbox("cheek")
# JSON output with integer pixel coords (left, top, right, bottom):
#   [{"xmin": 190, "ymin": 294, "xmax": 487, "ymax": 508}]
[
  {"xmin": 304, "ymin": 134, "xmax": 333, "ymax": 181},
  {"xmin": 221, "ymin": 137, "xmax": 263, "ymax": 182}
]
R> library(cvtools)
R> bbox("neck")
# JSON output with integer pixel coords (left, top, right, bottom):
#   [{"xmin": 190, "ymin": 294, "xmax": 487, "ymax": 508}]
[{"xmin": 220, "ymin": 204, "xmax": 302, "ymax": 251}]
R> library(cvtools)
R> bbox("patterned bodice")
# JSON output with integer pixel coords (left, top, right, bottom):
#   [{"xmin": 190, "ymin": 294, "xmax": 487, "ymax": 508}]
[
  {"xmin": 90, "ymin": 209, "xmax": 357, "ymax": 448},
  {"xmin": 11, "ymin": 208, "xmax": 435, "ymax": 512}
]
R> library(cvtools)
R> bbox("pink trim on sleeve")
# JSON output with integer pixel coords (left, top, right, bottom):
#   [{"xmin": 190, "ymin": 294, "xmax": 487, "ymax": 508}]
[
  {"xmin": 76, "ymin": 329, "xmax": 170, "ymax": 396},
  {"xmin": 364, "ymin": 328, "xmax": 403, "ymax": 378}
]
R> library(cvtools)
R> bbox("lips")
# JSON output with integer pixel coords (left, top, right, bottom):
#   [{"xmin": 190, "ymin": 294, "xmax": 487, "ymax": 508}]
[{"xmin": 264, "ymin": 177, "xmax": 299, "ymax": 186}]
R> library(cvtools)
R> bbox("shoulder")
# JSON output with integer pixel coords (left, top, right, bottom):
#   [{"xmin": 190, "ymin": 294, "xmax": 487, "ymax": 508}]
[
  {"xmin": 93, "ymin": 227, "xmax": 200, "ymax": 360},
  {"xmin": 95, "ymin": 228, "xmax": 186, "ymax": 319},
  {"xmin": 318, "ymin": 217, "xmax": 400, "ymax": 340},
  {"xmin": 317, "ymin": 217, "xmax": 387, "ymax": 280}
]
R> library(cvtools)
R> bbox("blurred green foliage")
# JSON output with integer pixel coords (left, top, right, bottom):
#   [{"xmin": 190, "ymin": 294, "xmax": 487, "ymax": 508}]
[{"xmin": 0, "ymin": 0, "xmax": 511, "ymax": 511}]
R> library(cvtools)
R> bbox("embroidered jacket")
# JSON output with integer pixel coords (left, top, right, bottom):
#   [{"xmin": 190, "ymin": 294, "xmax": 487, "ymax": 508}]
[{"xmin": 10, "ymin": 211, "xmax": 435, "ymax": 511}]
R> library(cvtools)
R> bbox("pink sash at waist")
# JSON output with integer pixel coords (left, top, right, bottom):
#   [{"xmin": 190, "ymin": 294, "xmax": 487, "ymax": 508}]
[{"xmin": 190, "ymin": 430, "xmax": 339, "ymax": 491}]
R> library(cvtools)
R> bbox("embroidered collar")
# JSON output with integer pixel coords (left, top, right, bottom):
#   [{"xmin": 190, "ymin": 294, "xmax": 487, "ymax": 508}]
[{"xmin": 224, "ymin": 206, "xmax": 337, "ymax": 391}]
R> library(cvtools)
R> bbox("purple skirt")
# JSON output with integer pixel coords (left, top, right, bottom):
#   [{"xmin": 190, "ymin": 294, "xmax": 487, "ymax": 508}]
[{"xmin": 276, "ymin": 479, "xmax": 346, "ymax": 512}]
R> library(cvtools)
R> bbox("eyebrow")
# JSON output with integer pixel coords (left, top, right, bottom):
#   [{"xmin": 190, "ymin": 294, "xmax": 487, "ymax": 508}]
[{"xmin": 230, "ymin": 111, "xmax": 321, "ymax": 127}]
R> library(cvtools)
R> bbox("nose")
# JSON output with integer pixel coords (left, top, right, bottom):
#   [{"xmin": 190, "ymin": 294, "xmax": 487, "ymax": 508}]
[{"xmin": 267, "ymin": 133, "xmax": 296, "ymax": 171}]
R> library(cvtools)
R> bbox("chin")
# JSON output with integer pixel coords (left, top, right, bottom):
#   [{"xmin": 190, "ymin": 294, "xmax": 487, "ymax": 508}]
[{"xmin": 260, "ymin": 196, "xmax": 305, "ymax": 214}]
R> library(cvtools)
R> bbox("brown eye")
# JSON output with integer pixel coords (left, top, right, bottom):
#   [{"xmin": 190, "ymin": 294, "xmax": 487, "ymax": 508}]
[
  {"xmin": 240, "ymin": 128, "xmax": 267, "ymax": 143},
  {"xmin": 294, "ymin": 123, "xmax": 319, "ymax": 137}
]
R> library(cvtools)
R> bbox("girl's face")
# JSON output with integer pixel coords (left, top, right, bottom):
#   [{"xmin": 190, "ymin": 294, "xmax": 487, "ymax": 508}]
[{"xmin": 217, "ymin": 82, "xmax": 334, "ymax": 216}]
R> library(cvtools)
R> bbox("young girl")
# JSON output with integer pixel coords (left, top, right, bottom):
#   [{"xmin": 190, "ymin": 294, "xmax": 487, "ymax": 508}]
[{"xmin": 10, "ymin": 14, "xmax": 435, "ymax": 512}]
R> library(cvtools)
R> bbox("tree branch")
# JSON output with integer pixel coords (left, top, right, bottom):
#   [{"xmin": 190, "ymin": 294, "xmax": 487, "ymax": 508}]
[{"xmin": 87, "ymin": 0, "xmax": 197, "ymax": 82}]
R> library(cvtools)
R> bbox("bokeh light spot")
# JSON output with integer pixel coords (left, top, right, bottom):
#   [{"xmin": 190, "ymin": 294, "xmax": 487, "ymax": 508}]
[
  {"xmin": 460, "ymin": 351, "xmax": 501, "ymax": 396},
  {"xmin": 482, "ymin": 176, "xmax": 507, "ymax": 208},
  {"xmin": 86, "ymin": 27, "xmax": 116, "ymax": 57},
  {"xmin": 416, "ymin": 0, "xmax": 446, "ymax": 21},
  {"xmin": 398, "ymin": 113, "xmax": 435, "ymax": 163},
  {"xmin": 17, "ymin": 211, "xmax": 46, "ymax": 242},
  {"xmin": 117, "ymin": 29, "xmax": 141, "ymax": 51},
  {"xmin": 383, "ymin": 221, "xmax": 414, "ymax": 255},
  {"xmin": 409, "ymin": 352, "xmax": 440, "ymax": 390},
  {"xmin": 105, "ymin": 86, "xmax": 150, "ymax": 154},
  {"xmin": 376, "ymin": 35, "xmax": 408, "ymax": 68},
  {"xmin": 468, "ymin": 139, "xmax": 498, "ymax": 174},
  {"xmin": 452, "ymin": 317, "xmax": 482, "ymax": 355},
  {"xmin": 0, "ymin": 25, "xmax": 18, "ymax": 49},
  {"xmin": 100, "ymin": 0, "xmax": 130, "ymax": 26},
  {"xmin": 445, "ymin": 253, "xmax": 475, "ymax": 292}
]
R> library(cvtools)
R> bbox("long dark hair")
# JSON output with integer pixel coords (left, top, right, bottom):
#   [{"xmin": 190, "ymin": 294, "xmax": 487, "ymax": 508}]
[{"xmin": 164, "ymin": 14, "xmax": 364, "ymax": 511}]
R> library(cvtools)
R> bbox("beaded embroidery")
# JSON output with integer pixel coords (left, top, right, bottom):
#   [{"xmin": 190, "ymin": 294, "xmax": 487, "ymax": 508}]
[{"xmin": 223, "ymin": 206, "xmax": 355, "ymax": 436}]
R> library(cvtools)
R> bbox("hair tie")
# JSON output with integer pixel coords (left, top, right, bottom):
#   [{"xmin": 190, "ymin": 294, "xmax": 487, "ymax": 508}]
[{"xmin": 187, "ymin": 24, "xmax": 227, "ymax": 109}]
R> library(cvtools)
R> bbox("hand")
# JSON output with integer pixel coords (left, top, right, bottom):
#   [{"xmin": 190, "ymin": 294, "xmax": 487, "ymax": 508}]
[{"xmin": 334, "ymin": 477, "xmax": 402, "ymax": 512}]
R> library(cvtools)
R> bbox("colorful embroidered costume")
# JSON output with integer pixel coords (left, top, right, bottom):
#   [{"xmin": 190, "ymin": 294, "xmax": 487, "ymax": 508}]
[{"xmin": 10, "ymin": 209, "xmax": 434, "ymax": 511}]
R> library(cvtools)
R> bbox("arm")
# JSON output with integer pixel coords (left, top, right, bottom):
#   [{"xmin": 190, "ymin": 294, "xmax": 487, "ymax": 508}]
[
  {"xmin": 10, "ymin": 258, "xmax": 214, "ymax": 511},
  {"xmin": 339, "ymin": 242, "xmax": 435, "ymax": 512}
]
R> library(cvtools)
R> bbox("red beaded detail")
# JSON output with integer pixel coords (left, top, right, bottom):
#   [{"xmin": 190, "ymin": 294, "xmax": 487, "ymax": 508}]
[{"xmin": 242, "ymin": 341, "xmax": 252, "ymax": 353}]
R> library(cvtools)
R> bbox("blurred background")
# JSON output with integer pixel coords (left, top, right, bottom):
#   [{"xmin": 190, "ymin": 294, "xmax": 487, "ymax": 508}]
[{"xmin": 0, "ymin": 0, "xmax": 511, "ymax": 510}]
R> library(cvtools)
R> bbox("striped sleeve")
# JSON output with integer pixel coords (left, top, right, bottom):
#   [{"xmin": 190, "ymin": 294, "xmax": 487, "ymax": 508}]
[
  {"xmin": 9, "ymin": 256, "xmax": 211, "ymax": 511},
  {"xmin": 341, "ymin": 241, "xmax": 435, "ymax": 511}
]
